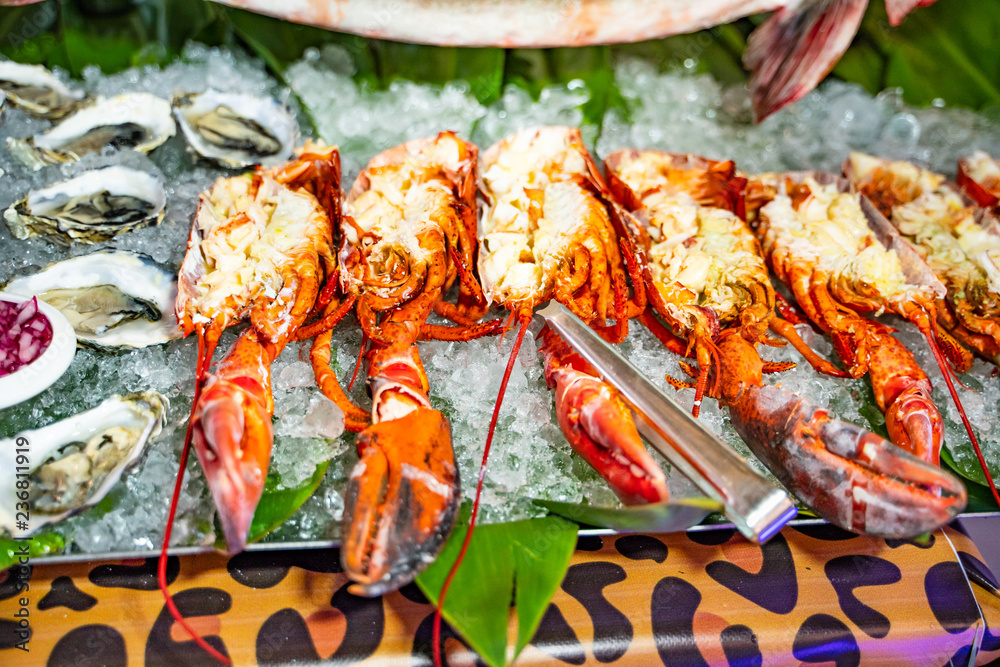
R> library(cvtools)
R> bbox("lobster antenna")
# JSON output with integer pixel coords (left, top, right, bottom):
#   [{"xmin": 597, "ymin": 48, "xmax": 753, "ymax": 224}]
[
  {"xmin": 922, "ymin": 330, "xmax": 1000, "ymax": 508},
  {"xmin": 348, "ymin": 331, "xmax": 369, "ymax": 392},
  {"xmin": 433, "ymin": 315, "xmax": 530, "ymax": 667},
  {"xmin": 158, "ymin": 334, "xmax": 231, "ymax": 665}
]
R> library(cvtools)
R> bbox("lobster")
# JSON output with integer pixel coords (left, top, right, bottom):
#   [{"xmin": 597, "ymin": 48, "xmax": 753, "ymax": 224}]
[
  {"xmin": 167, "ymin": 142, "xmax": 341, "ymax": 663},
  {"xmin": 744, "ymin": 171, "xmax": 980, "ymax": 470},
  {"xmin": 306, "ymin": 132, "xmax": 502, "ymax": 596}
]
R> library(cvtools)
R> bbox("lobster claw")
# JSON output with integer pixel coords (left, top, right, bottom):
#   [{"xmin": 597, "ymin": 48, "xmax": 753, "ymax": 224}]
[
  {"xmin": 729, "ymin": 384, "xmax": 966, "ymax": 538},
  {"xmin": 342, "ymin": 407, "xmax": 459, "ymax": 597},
  {"xmin": 550, "ymin": 366, "xmax": 670, "ymax": 505},
  {"xmin": 191, "ymin": 374, "xmax": 272, "ymax": 554}
]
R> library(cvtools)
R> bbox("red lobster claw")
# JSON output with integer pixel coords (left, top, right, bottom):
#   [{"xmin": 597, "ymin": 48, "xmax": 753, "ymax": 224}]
[
  {"xmin": 342, "ymin": 407, "xmax": 460, "ymax": 597},
  {"xmin": 539, "ymin": 323, "xmax": 669, "ymax": 505},
  {"xmin": 728, "ymin": 383, "xmax": 966, "ymax": 538},
  {"xmin": 191, "ymin": 373, "xmax": 272, "ymax": 554}
]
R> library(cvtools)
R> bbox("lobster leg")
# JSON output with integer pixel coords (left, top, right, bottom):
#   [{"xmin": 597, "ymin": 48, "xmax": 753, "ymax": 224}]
[
  {"xmin": 537, "ymin": 324, "xmax": 669, "ymax": 505},
  {"xmin": 865, "ymin": 322, "xmax": 943, "ymax": 465},
  {"xmin": 769, "ymin": 317, "xmax": 850, "ymax": 378}
]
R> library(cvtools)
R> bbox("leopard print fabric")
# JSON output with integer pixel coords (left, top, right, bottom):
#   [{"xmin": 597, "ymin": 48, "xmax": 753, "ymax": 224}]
[{"xmin": 0, "ymin": 524, "xmax": 995, "ymax": 665}]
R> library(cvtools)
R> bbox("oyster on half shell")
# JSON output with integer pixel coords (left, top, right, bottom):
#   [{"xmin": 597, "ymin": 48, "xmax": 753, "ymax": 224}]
[
  {"xmin": 0, "ymin": 392, "xmax": 168, "ymax": 537},
  {"xmin": 7, "ymin": 93, "xmax": 175, "ymax": 169},
  {"xmin": 2, "ymin": 250, "xmax": 180, "ymax": 349},
  {"xmin": 4, "ymin": 166, "xmax": 166, "ymax": 244},
  {"xmin": 173, "ymin": 90, "xmax": 298, "ymax": 168},
  {"xmin": 0, "ymin": 61, "xmax": 87, "ymax": 120}
]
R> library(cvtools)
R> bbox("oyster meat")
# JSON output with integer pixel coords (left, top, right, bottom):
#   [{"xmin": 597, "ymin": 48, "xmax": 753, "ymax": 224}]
[
  {"xmin": 173, "ymin": 90, "xmax": 297, "ymax": 168},
  {"xmin": 4, "ymin": 166, "xmax": 166, "ymax": 244},
  {"xmin": 0, "ymin": 391, "xmax": 168, "ymax": 537},
  {"xmin": 7, "ymin": 93, "xmax": 175, "ymax": 169},
  {"xmin": 2, "ymin": 250, "xmax": 181, "ymax": 349},
  {"xmin": 0, "ymin": 61, "xmax": 86, "ymax": 119}
]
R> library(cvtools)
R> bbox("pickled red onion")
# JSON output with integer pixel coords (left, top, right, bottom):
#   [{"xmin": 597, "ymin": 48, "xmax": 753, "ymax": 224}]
[{"xmin": 0, "ymin": 297, "xmax": 53, "ymax": 377}]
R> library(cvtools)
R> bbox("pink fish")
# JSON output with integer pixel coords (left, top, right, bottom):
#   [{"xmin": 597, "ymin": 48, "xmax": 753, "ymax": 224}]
[
  {"xmin": 208, "ymin": 0, "xmax": 937, "ymax": 120},
  {"xmin": 1, "ymin": 0, "xmax": 939, "ymax": 120}
]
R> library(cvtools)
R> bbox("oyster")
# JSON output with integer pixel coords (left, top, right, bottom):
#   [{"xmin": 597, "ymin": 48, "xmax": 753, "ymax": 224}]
[
  {"xmin": 173, "ymin": 90, "xmax": 297, "ymax": 168},
  {"xmin": 7, "ymin": 93, "xmax": 175, "ymax": 169},
  {"xmin": 0, "ymin": 391, "xmax": 167, "ymax": 537},
  {"xmin": 0, "ymin": 61, "xmax": 86, "ymax": 119},
  {"xmin": 2, "ymin": 250, "xmax": 180, "ymax": 349},
  {"xmin": 4, "ymin": 166, "xmax": 166, "ymax": 244}
]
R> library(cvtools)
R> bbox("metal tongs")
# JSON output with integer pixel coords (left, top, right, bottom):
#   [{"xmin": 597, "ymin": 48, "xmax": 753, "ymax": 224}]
[{"xmin": 537, "ymin": 302, "xmax": 797, "ymax": 543}]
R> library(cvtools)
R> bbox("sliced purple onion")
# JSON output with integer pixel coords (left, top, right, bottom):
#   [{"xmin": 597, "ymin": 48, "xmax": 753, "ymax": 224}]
[{"xmin": 0, "ymin": 297, "xmax": 53, "ymax": 377}]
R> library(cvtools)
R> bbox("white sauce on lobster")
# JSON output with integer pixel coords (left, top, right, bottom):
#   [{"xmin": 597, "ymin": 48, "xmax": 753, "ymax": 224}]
[
  {"xmin": 478, "ymin": 127, "xmax": 598, "ymax": 306},
  {"xmin": 178, "ymin": 173, "xmax": 327, "ymax": 332},
  {"xmin": 609, "ymin": 150, "xmax": 768, "ymax": 331},
  {"xmin": 760, "ymin": 177, "xmax": 934, "ymax": 312}
]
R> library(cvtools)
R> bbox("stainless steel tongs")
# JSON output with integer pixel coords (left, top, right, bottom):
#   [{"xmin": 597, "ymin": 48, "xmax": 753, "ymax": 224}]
[{"xmin": 536, "ymin": 301, "xmax": 797, "ymax": 543}]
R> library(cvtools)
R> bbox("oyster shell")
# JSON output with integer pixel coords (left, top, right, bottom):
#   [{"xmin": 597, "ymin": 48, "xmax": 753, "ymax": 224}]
[
  {"xmin": 2, "ymin": 250, "xmax": 181, "ymax": 349},
  {"xmin": 0, "ymin": 61, "xmax": 86, "ymax": 120},
  {"xmin": 3, "ymin": 166, "xmax": 166, "ymax": 244},
  {"xmin": 173, "ymin": 90, "xmax": 297, "ymax": 168},
  {"xmin": 7, "ymin": 93, "xmax": 175, "ymax": 169},
  {"xmin": 0, "ymin": 391, "xmax": 168, "ymax": 537}
]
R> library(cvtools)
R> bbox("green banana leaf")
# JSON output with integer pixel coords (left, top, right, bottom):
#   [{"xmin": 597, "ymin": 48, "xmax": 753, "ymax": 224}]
[
  {"xmin": 0, "ymin": 533, "xmax": 65, "ymax": 571},
  {"xmin": 416, "ymin": 515, "xmax": 578, "ymax": 667}
]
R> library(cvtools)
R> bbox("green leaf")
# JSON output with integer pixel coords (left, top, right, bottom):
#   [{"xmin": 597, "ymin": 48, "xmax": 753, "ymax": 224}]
[
  {"xmin": 369, "ymin": 43, "xmax": 504, "ymax": 104},
  {"xmin": 246, "ymin": 461, "xmax": 329, "ymax": 544},
  {"xmin": 416, "ymin": 516, "xmax": 577, "ymax": 667},
  {"xmin": 831, "ymin": 45, "xmax": 885, "ymax": 96},
  {"xmin": 942, "ymin": 447, "xmax": 999, "ymax": 512},
  {"xmin": 222, "ymin": 6, "xmax": 372, "ymax": 77},
  {"xmin": 534, "ymin": 497, "xmax": 721, "ymax": 533},
  {"xmin": 857, "ymin": 0, "xmax": 1000, "ymax": 108},
  {"xmin": 0, "ymin": 533, "xmax": 65, "ymax": 570}
]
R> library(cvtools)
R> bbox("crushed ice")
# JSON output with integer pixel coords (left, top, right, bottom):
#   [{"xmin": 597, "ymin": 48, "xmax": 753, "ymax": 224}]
[{"xmin": 2, "ymin": 45, "xmax": 1000, "ymax": 557}]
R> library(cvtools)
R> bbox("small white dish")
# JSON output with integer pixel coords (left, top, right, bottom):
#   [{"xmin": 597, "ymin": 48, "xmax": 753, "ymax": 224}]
[{"xmin": 0, "ymin": 293, "xmax": 76, "ymax": 410}]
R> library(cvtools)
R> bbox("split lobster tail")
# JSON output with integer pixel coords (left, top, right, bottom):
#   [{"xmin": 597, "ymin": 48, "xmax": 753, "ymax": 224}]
[{"xmin": 538, "ymin": 324, "xmax": 669, "ymax": 505}]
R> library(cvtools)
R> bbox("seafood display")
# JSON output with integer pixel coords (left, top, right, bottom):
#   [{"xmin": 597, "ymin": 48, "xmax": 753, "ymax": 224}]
[
  {"xmin": 0, "ymin": 391, "xmax": 167, "ymax": 536},
  {"xmin": 2, "ymin": 250, "xmax": 180, "ymax": 349},
  {"xmin": 173, "ymin": 90, "xmax": 298, "ymax": 168},
  {"xmin": 1, "ymin": 55, "xmax": 999, "ymax": 647},
  {"xmin": 309, "ymin": 132, "xmax": 500, "ymax": 595},
  {"xmin": 847, "ymin": 152, "xmax": 1000, "ymax": 366},
  {"xmin": 603, "ymin": 150, "xmax": 964, "ymax": 536},
  {"xmin": 7, "ymin": 93, "xmax": 175, "ymax": 169},
  {"xmin": 3, "ymin": 166, "xmax": 166, "ymax": 244}
]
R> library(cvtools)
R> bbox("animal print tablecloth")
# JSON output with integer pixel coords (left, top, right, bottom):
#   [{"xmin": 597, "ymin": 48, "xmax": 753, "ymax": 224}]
[{"xmin": 1, "ymin": 522, "xmax": 997, "ymax": 665}]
